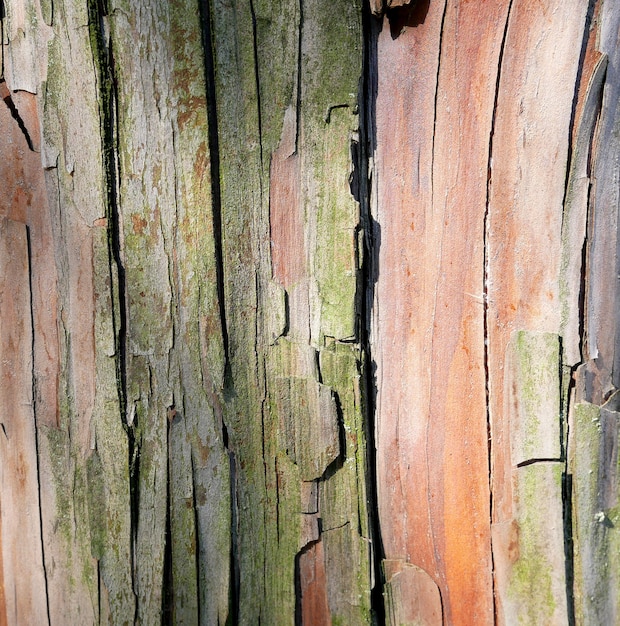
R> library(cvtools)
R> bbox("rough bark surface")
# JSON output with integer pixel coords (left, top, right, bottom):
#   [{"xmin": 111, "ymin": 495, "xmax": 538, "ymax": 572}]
[
  {"xmin": 1, "ymin": 0, "xmax": 620, "ymax": 624},
  {"xmin": 370, "ymin": 0, "xmax": 620, "ymax": 624}
]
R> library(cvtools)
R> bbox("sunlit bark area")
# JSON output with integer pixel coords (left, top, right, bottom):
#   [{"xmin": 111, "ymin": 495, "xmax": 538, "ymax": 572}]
[{"xmin": 1, "ymin": 0, "xmax": 620, "ymax": 623}]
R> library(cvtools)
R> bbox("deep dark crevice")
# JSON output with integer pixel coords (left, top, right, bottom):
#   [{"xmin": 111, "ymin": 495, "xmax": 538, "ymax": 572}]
[
  {"xmin": 26, "ymin": 226, "xmax": 52, "ymax": 626},
  {"xmin": 563, "ymin": 472, "xmax": 576, "ymax": 626},
  {"xmin": 560, "ymin": 5, "xmax": 603, "ymax": 621},
  {"xmin": 87, "ymin": 0, "xmax": 139, "ymax": 610},
  {"xmin": 484, "ymin": 2, "xmax": 514, "ymax": 622},
  {"xmin": 198, "ymin": 0, "xmax": 231, "ymax": 401},
  {"xmin": 248, "ymin": 0, "xmax": 263, "ymax": 169},
  {"xmin": 190, "ymin": 454, "xmax": 203, "ymax": 624},
  {"xmin": 293, "ymin": 540, "xmax": 316, "ymax": 626},
  {"xmin": 563, "ymin": 363, "xmax": 580, "ymax": 626},
  {"xmin": 96, "ymin": 560, "xmax": 102, "ymax": 624},
  {"xmin": 0, "ymin": 80, "xmax": 36, "ymax": 151},
  {"xmin": 360, "ymin": 4, "xmax": 385, "ymax": 624},
  {"xmin": 295, "ymin": 0, "xmax": 303, "ymax": 151},
  {"xmin": 515, "ymin": 458, "xmax": 563, "ymax": 468},
  {"xmin": 386, "ymin": 0, "xmax": 431, "ymax": 39}
]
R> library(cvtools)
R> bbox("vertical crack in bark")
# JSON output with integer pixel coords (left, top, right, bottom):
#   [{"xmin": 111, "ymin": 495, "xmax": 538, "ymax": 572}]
[
  {"xmin": 198, "ymin": 0, "xmax": 231, "ymax": 398},
  {"xmin": 26, "ymin": 227, "xmax": 52, "ymax": 626},
  {"xmin": 428, "ymin": 1, "xmax": 448, "ymax": 213},
  {"xmin": 295, "ymin": 0, "xmax": 303, "ymax": 152},
  {"xmin": 561, "ymin": 6, "xmax": 606, "ymax": 619},
  {"xmin": 426, "ymin": 0, "xmax": 448, "ymax": 589},
  {"xmin": 195, "ymin": 14, "xmax": 239, "ymax": 609},
  {"xmin": 228, "ymin": 448, "xmax": 240, "ymax": 625},
  {"xmin": 561, "ymin": 0, "xmax": 599, "ymax": 227},
  {"xmin": 189, "ymin": 453, "xmax": 202, "ymax": 623},
  {"xmin": 484, "ymin": 2, "xmax": 514, "ymax": 622},
  {"xmin": 249, "ymin": 0, "xmax": 264, "ymax": 170},
  {"xmin": 360, "ymin": 5, "xmax": 385, "ymax": 622},
  {"xmin": 88, "ymin": 0, "xmax": 139, "ymax": 609}
]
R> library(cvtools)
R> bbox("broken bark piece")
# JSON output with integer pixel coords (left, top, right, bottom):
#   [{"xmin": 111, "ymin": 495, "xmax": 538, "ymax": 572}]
[
  {"xmin": 505, "ymin": 331, "xmax": 562, "ymax": 465},
  {"xmin": 298, "ymin": 540, "xmax": 331, "ymax": 625},
  {"xmin": 274, "ymin": 377, "xmax": 341, "ymax": 480},
  {"xmin": 322, "ymin": 523, "xmax": 372, "ymax": 623},
  {"xmin": 495, "ymin": 463, "xmax": 567, "ymax": 626},
  {"xmin": 560, "ymin": 53, "xmax": 608, "ymax": 366},
  {"xmin": 383, "ymin": 559, "xmax": 443, "ymax": 626}
]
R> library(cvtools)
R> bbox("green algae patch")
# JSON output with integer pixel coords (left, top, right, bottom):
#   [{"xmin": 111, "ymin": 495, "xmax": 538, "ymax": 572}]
[
  {"xmin": 507, "ymin": 331, "xmax": 562, "ymax": 465},
  {"xmin": 506, "ymin": 462, "xmax": 566, "ymax": 624}
]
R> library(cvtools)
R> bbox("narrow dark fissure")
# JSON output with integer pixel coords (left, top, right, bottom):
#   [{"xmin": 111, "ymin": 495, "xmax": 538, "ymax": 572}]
[
  {"xmin": 87, "ymin": 0, "xmax": 139, "ymax": 609},
  {"xmin": 484, "ymin": 2, "xmax": 514, "ymax": 622},
  {"xmin": 561, "ymin": 0, "xmax": 599, "ymax": 213},
  {"xmin": 248, "ymin": 0, "xmax": 264, "ymax": 169},
  {"xmin": 26, "ymin": 227, "xmax": 52, "ymax": 626},
  {"xmin": 359, "ymin": 4, "xmax": 385, "ymax": 623},
  {"xmin": 559, "ymin": 5, "xmax": 603, "ymax": 622},
  {"xmin": 228, "ymin": 449, "xmax": 240, "ymax": 626},
  {"xmin": 196, "ymin": 2, "xmax": 240, "ymax": 621},
  {"xmin": 197, "ymin": 0, "xmax": 231, "ymax": 393},
  {"xmin": 190, "ymin": 454, "xmax": 203, "ymax": 624}
]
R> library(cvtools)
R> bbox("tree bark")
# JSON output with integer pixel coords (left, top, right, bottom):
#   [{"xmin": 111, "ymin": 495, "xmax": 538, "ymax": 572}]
[{"xmin": 1, "ymin": 0, "xmax": 620, "ymax": 624}]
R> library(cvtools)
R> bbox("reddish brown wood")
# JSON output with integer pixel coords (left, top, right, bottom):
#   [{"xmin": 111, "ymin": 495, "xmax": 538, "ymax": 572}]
[
  {"xmin": 486, "ymin": 2, "xmax": 588, "ymax": 622},
  {"xmin": 0, "ymin": 89, "xmax": 59, "ymax": 429},
  {"xmin": 270, "ymin": 107, "xmax": 304, "ymax": 288},
  {"xmin": 299, "ymin": 540, "xmax": 331, "ymax": 625},
  {"xmin": 0, "ymin": 216, "xmax": 48, "ymax": 625},
  {"xmin": 372, "ymin": 1, "xmax": 509, "ymax": 622}
]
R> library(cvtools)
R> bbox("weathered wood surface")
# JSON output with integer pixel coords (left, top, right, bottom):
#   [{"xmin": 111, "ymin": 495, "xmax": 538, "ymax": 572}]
[
  {"xmin": 0, "ymin": 216, "xmax": 48, "ymax": 625},
  {"xmin": 3, "ymin": 0, "xmax": 620, "ymax": 623},
  {"xmin": 569, "ymin": 2, "xmax": 620, "ymax": 624},
  {"xmin": 1, "ymin": 0, "xmax": 371, "ymax": 622}
]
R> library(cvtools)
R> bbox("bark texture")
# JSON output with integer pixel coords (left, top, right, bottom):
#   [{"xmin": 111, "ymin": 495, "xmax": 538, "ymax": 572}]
[
  {"xmin": 1, "ymin": 0, "xmax": 620, "ymax": 624},
  {"xmin": 370, "ymin": 1, "xmax": 620, "ymax": 624}
]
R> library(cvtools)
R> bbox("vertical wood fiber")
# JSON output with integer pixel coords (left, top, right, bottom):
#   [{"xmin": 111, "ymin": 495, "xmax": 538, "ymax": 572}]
[{"xmin": 372, "ymin": 1, "xmax": 509, "ymax": 621}]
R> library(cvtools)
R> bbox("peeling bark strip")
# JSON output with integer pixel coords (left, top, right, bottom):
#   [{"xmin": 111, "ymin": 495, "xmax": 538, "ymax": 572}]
[{"xmin": 2, "ymin": 0, "xmax": 620, "ymax": 624}]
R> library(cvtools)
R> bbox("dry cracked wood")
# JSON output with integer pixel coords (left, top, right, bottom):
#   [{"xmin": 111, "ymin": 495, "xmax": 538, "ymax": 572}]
[{"xmin": 2, "ymin": 0, "xmax": 620, "ymax": 624}]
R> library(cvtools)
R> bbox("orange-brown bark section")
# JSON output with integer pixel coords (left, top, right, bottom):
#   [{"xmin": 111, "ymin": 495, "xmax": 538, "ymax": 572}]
[
  {"xmin": 0, "ymin": 87, "xmax": 60, "ymax": 429},
  {"xmin": 298, "ymin": 540, "xmax": 331, "ymax": 625},
  {"xmin": 373, "ymin": 1, "xmax": 508, "ymax": 623},
  {"xmin": 270, "ymin": 108, "xmax": 305, "ymax": 288}
]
